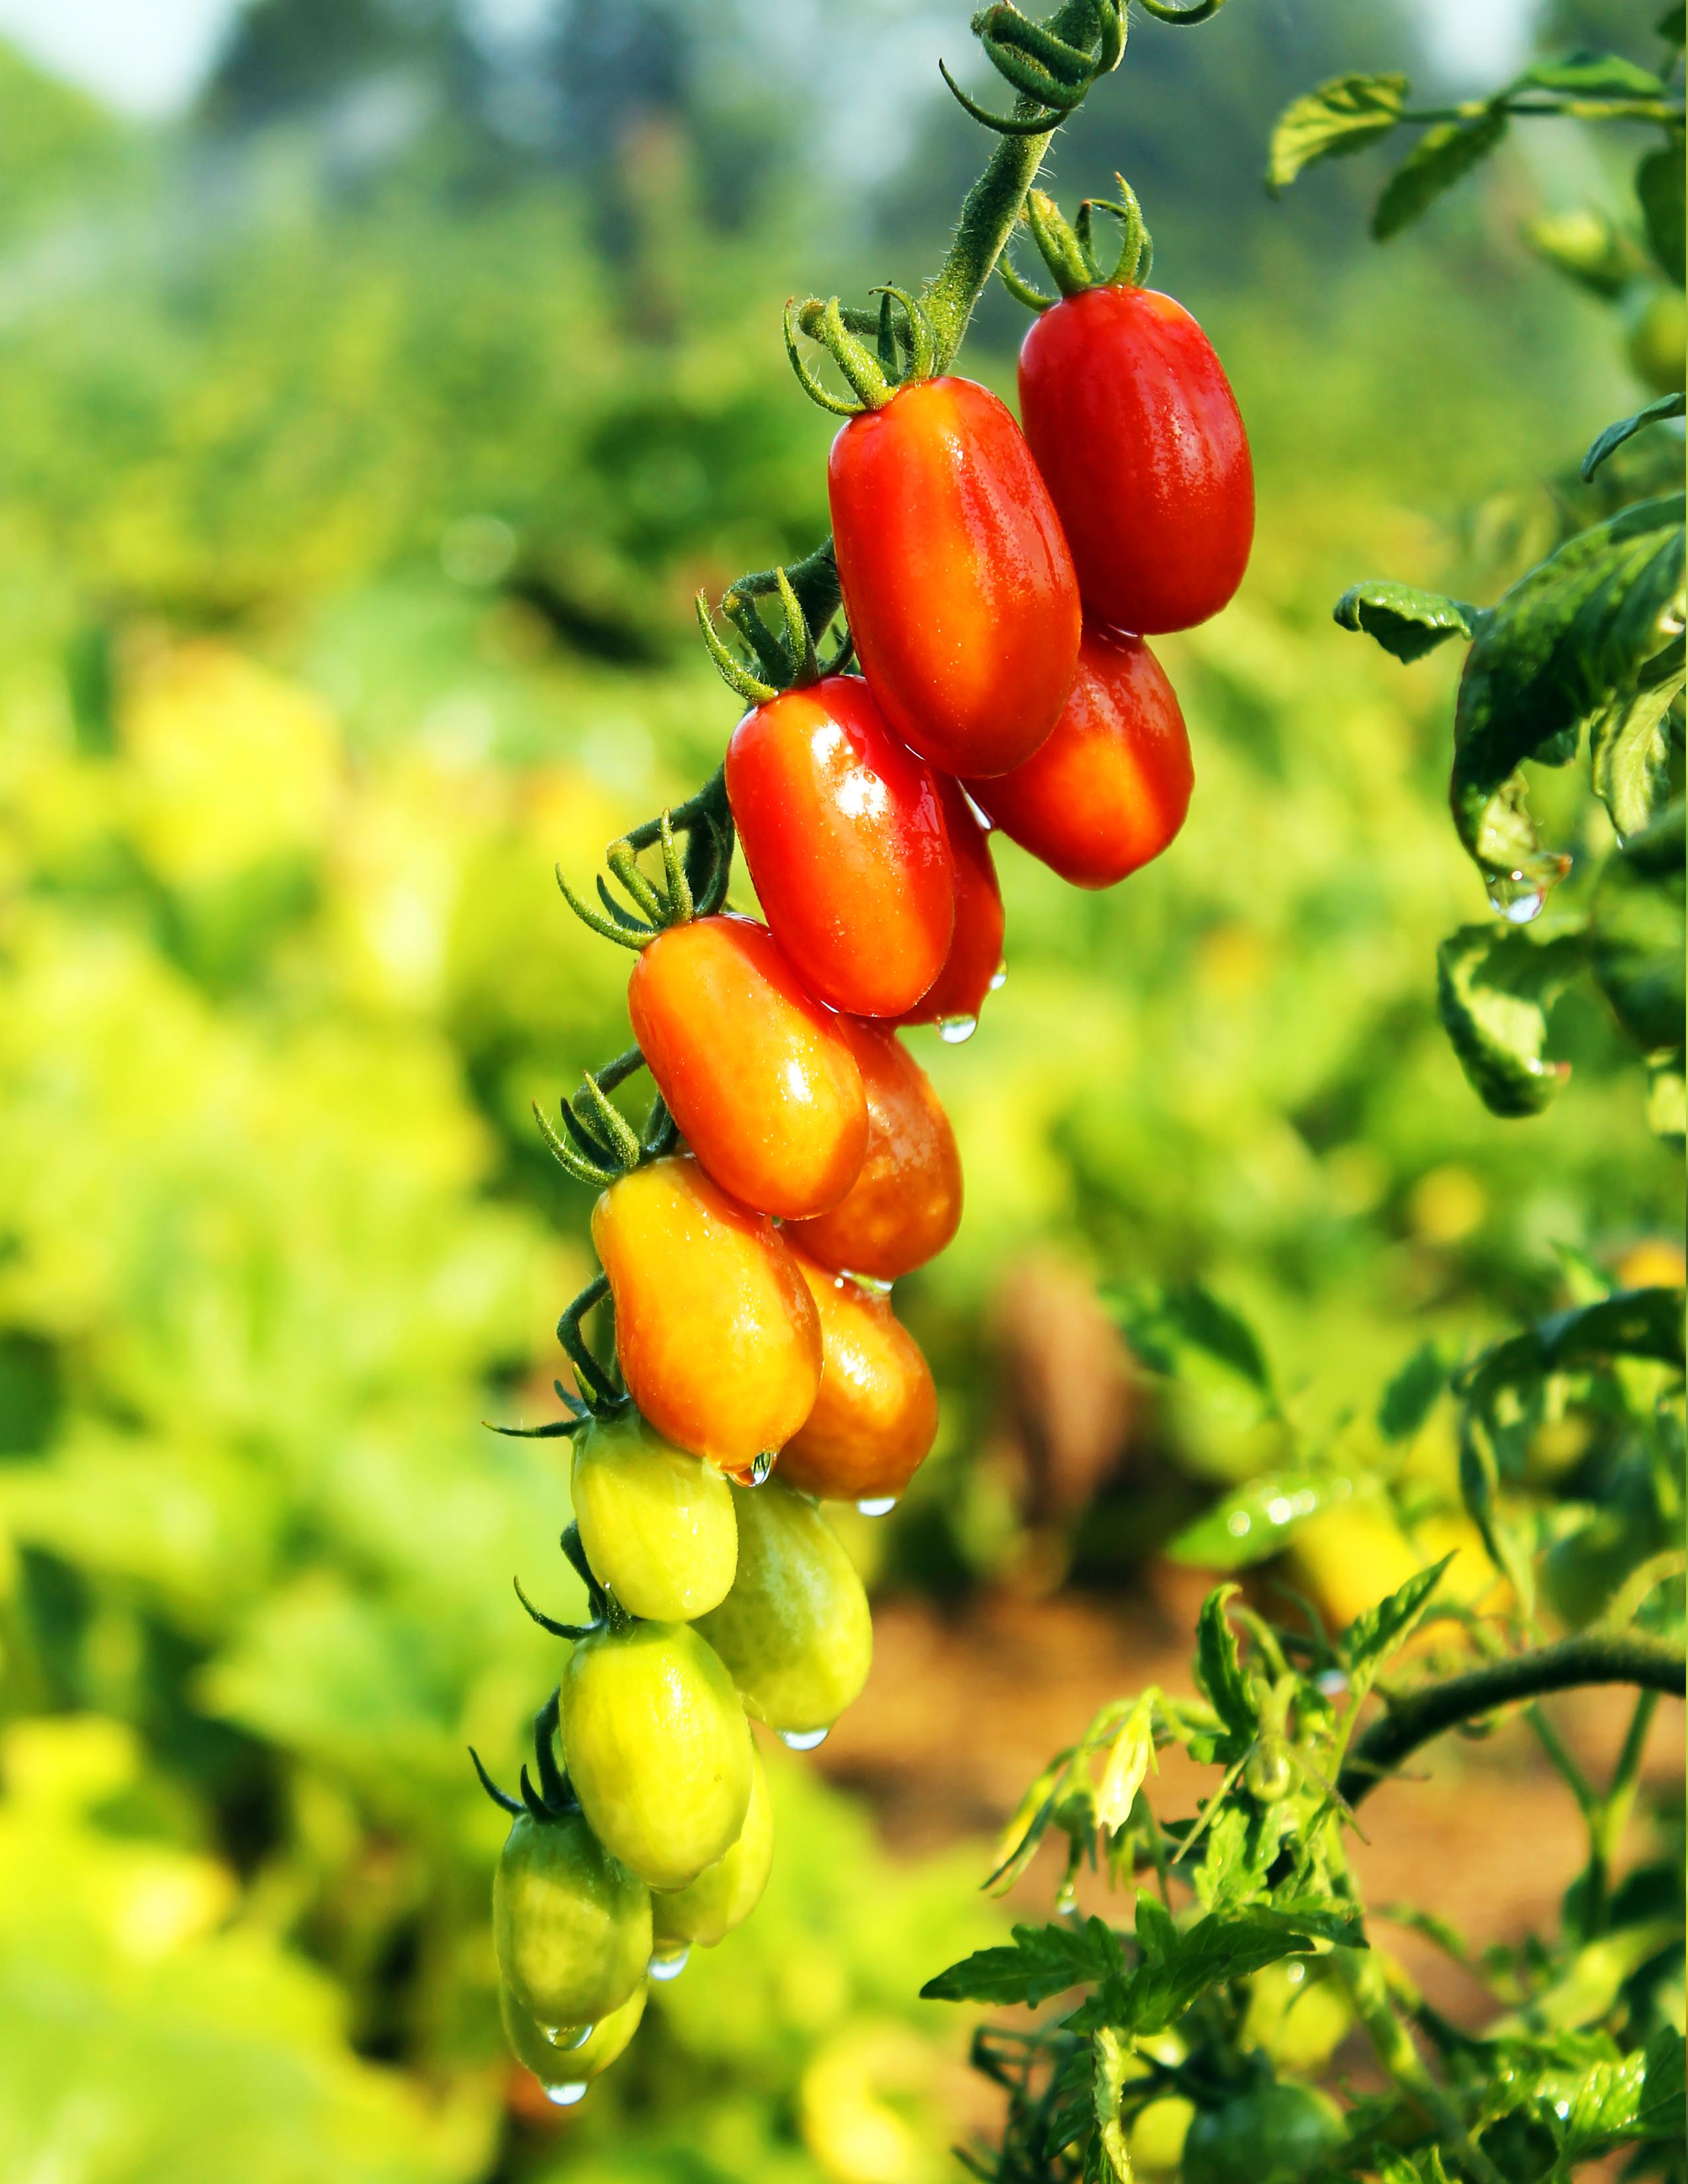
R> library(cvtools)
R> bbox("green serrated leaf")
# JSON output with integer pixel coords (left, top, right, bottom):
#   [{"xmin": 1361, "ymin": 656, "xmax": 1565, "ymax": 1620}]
[
  {"xmin": 1342, "ymin": 1555, "xmax": 1454, "ymax": 1684},
  {"xmin": 1517, "ymin": 51, "xmax": 1669, "ymax": 98},
  {"xmin": 1108, "ymin": 1282, "xmax": 1278, "ymax": 1430},
  {"xmin": 1333, "ymin": 581, "xmax": 1482, "ymax": 662},
  {"xmin": 1378, "ymin": 1342, "xmax": 1451, "ymax": 1441},
  {"xmin": 1582, "ymin": 392, "xmax": 1686, "ymax": 481},
  {"xmin": 1123, "ymin": 1909, "xmax": 1358, "ymax": 2036},
  {"xmin": 1589, "ymin": 649, "xmax": 1684, "ymax": 839},
  {"xmin": 1134, "ymin": 1893, "xmax": 1178, "ymax": 1965},
  {"xmin": 1591, "ymin": 799, "xmax": 1687, "ymax": 1055},
  {"xmin": 1372, "ymin": 109, "xmax": 1509, "ymax": 242},
  {"xmin": 921, "ymin": 1917, "xmax": 1122, "ymax": 2006},
  {"xmin": 1168, "ymin": 1471, "xmax": 1360, "ymax": 1571},
  {"xmin": 1194, "ymin": 1586, "xmax": 1257, "ymax": 1747},
  {"xmin": 1436, "ymin": 923, "xmax": 1586, "ymax": 1119},
  {"xmin": 1268, "ymin": 74, "xmax": 1410, "ymax": 193},
  {"xmin": 1636, "ymin": 145, "xmax": 1686, "ymax": 287}
]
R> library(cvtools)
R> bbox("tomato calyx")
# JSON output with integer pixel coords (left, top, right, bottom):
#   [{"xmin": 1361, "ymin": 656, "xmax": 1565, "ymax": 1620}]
[
  {"xmin": 1002, "ymin": 177, "xmax": 1154, "ymax": 309},
  {"xmin": 783, "ymin": 285, "xmax": 937, "ymax": 417},
  {"xmin": 470, "ymin": 1686, "xmax": 586, "ymax": 1829},
  {"xmin": 937, "ymin": 0, "xmax": 1125, "ymax": 140},
  {"xmin": 696, "ymin": 561, "xmax": 853, "ymax": 707}
]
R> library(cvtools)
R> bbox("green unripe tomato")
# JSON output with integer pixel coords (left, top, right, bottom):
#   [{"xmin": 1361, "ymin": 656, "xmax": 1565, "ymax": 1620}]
[
  {"xmin": 561, "ymin": 1619, "xmax": 753, "ymax": 1891},
  {"xmin": 572, "ymin": 1409, "xmax": 738, "ymax": 1621},
  {"xmin": 1127, "ymin": 2095, "xmax": 1193, "ymax": 2176},
  {"xmin": 500, "ymin": 1979, "xmax": 647, "ymax": 2099},
  {"xmin": 651, "ymin": 1741, "xmax": 774, "ymax": 1950},
  {"xmin": 695, "ymin": 1479, "xmax": 872, "ymax": 1736},
  {"xmin": 1624, "ymin": 285, "xmax": 1687, "ymax": 396},
  {"xmin": 1243, "ymin": 1960, "xmax": 1353, "ymax": 2073},
  {"xmin": 1184, "ymin": 2083, "xmax": 1346, "ymax": 2184},
  {"xmin": 1244, "ymin": 1735, "xmax": 1295, "ymax": 1804},
  {"xmin": 492, "ymin": 1809, "xmax": 650, "ymax": 2032}
]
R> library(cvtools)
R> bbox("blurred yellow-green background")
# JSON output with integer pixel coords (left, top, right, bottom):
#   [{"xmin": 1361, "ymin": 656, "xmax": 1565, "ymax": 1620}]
[{"xmin": 0, "ymin": 1, "xmax": 1681, "ymax": 2179}]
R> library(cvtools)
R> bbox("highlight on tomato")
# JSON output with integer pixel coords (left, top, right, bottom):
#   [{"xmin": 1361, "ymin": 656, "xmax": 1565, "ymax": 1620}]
[
  {"xmin": 966, "ymin": 627, "xmax": 1192, "ymax": 888},
  {"xmin": 628, "ymin": 911, "xmax": 868, "ymax": 1217},
  {"xmin": 592, "ymin": 1155, "xmax": 822, "ymax": 1474},
  {"xmin": 778, "ymin": 1247, "xmax": 939, "ymax": 1506},
  {"xmin": 570, "ymin": 1408, "xmax": 739, "ymax": 1623},
  {"xmin": 896, "ymin": 776, "xmax": 1004, "ymax": 1036},
  {"xmin": 827, "ymin": 373, "xmax": 1080, "ymax": 776},
  {"xmin": 491, "ymin": 1807, "xmax": 651, "ymax": 2032},
  {"xmin": 725, "ymin": 673, "xmax": 955, "ymax": 1019},
  {"xmin": 787, "ymin": 1020, "xmax": 962, "ymax": 1283}
]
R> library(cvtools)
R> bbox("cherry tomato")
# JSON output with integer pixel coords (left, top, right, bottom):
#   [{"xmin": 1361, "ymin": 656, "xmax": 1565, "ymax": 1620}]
[
  {"xmin": 696, "ymin": 1479, "xmax": 872, "ymax": 1737},
  {"xmin": 628, "ymin": 914, "xmax": 867, "ymax": 1217},
  {"xmin": 778, "ymin": 1248, "xmax": 938, "ymax": 1504},
  {"xmin": 829, "ymin": 375, "xmax": 1081, "ymax": 776},
  {"xmin": 571, "ymin": 1409, "xmax": 738, "ymax": 1622},
  {"xmin": 651, "ymin": 1742, "xmax": 774, "ymax": 1951},
  {"xmin": 896, "ymin": 777, "xmax": 1004, "ymax": 1032},
  {"xmin": 1019, "ymin": 284, "xmax": 1252, "ymax": 635},
  {"xmin": 726, "ymin": 674, "xmax": 954, "ymax": 1017},
  {"xmin": 786, "ymin": 1022, "xmax": 961, "ymax": 1281},
  {"xmin": 560, "ymin": 1618, "xmax": 753, "ymax": 1892},
  {"xmin": 492, "ymin": 1808, "xmax": 651, "ymax": 2030},
  {"xmin": 592, "ymin": 1156, "xmax": 821, "ymax": 1473},
  {"xmin": 1243, "ymin": 1961, "xmax": 1354, "ymax": 2075},
  {"xmin": 501, "ymin": 1980, "xmax": 647, "ymax": 2097},
  {"xmin": 966, "ymin": 629, "xmax": 1192, "ymax": 888},
  {"xmin": 1182, "ymin": 2083, "xmax": 1345, "ymax": 2184}
]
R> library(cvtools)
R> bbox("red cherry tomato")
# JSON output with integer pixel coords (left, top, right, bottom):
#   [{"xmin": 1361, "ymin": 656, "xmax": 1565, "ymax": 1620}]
[
  {"xmin": 592, "ymin": 1156, "xmax": 821, "ymax": 1473},
  {"xmin": 1018, "ymin": 285, "xmax": 1252, "ymax": 635},
  {"xmin": 726, "ymin": 674, "xmax": 954, "ymax": 1018},
  {"xmin": 779, "ymin": 1247, "xmax": 939, "ymax": 1503},
  {"xmin": 628, "ymin": 914, "xmax": 867, "ymax": 1218},
  {"xmin": 829, "ymin": 376, "xmax": 1080, "ymax": 777},
  {"xmin": 966, "ymin": 629, "xmax": 1192, "ymax": 888},
  {"xmin": 787, "ymin": 1021, "xmax": 962, "ymax": 1281},
  {"xmin": 898, "ymin": 778, "xmax": 1004, "ymax": 1032}
]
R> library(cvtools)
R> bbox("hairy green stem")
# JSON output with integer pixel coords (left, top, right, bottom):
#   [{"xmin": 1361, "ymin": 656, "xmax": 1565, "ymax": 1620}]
[{"xmin": 1333, "ymin": 1946, "xmax": 1509, "ymax": 2184}]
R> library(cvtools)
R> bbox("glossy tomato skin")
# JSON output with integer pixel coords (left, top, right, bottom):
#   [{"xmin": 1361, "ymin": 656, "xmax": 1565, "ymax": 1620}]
[
  {"xmin": 966, "ymin": 628, "xmax": 1192, "ymax": 887},
  {"xmin": 592, "ymin": 1156, "xmax": 821, "ymax": 1472},
  {"xmin": 1019, "ymin": 285, "xmax": 1252, "ymax": 635},
  {"xmin": 896, "ymin": 778, "xmax": 1004, "ymax": 1032},
  {"xmin": 650, "ymin": 1742, "xmax": 774, "ymax": 1951},
  {"xmin": 778, "ymin": 1248, "xmax": 939, "ymax": 1503},
  {"xmin": 570, "ymin": 1409, "xmax": 738, "ymax": 1622},
  {"xmin": 492, "ymin": 1809, "xmax": 651, "ymax": 2030},
  {"xmin": 1182, "ymin": 2084, "xmax": 1344, "ymax": 2184},
  {"xmin": 829, "ymin": 377, "xmax": 1080, "ymax": 777},
  {"xmin": 726, "ymin": 675, "xmax": 954, "ymax": 1017},
  {"xmin": 628, "ymin": 914, "xmax": 867, "ymax": 1218},
  {"xmin": 500, "ymin": 1979, "xmax": 646, "ymax": 2095},
  {"xmin": 786, "ymin": 1021, "xmax": 962, "ymax": 1282}
]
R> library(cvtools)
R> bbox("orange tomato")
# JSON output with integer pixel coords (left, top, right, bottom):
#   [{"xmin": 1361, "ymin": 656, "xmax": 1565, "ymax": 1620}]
[
  {"xmin": 896, "ymin": 777, "xmax": 1004, "ymax": 1033},
  {"xmin": 779, "ymin": 1247, "xmax": 939, "ymax": 1502}
]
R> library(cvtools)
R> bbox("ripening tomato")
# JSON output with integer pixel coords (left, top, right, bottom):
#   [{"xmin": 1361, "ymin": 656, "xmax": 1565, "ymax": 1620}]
[
  {"xmin": 778, "ymin": 1248, "xmax": 938, "ymax": 1503},
  {"xmin": 1019, "ymin": 284, "xmax": 1252, "ymax": 635},
  {"xmin": 787, "ymin": 1021, "xmax": 962, "ymax": 1281},
  {"xmin": 592, "ymin": 1156, "xmax": 821, "ymax": 1473},
  {"xmin": 571, "ymin": 1409, "xmax": 738, "ymax": 1622},
  {"xmin": 501, "ymin": 1980, "xmax": 647, "ymax": 2096},
  {"xmin": 492, "ymin": 1809, "xmax": 651, "ymax": 2030},
  {"xmin": 726, "ymin": 674, "xmax": 953, "ymax": 1018},
  {"xmin": 1182, "ymin": 2085, "xmax": 1345, "ymax": 2184},
  {"xmin": 829, "ymin": 376, "xmax": 1080, "ymax": 776},
  {"xmin": 651, "ymin": 1742, "xmax": 774, "ymax": 1952},
  {"xmin": 560, "ymin": 1618, "xmax": 753, "ymax": 1891},
  {"xmin": 896, "ymin": 777, "xmax": 1004, "ymax": 1032},
  {"xmin": 628, "ymin": 914, "xmax": 867, "ymax": 1217},
  {"xmin": 965, "ymin": 629, "xmax": 1192, "ymax": 887},
  {"xmin": 696, "ymin": 1479, "xmax": 872, "ymax": 1736}
]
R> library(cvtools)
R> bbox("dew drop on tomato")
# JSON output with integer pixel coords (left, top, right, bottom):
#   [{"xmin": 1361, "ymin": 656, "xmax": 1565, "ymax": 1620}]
[
  {"xmin": 856, "ymin": 1496, "xmax": 898, "ymax": 1518},
  {"xmin": 648, "ymin": 1946, "xmax": 690, "ymax": 1981},
  {"xmin": 778, "ymin": 1726, "xmax": 829, "ymax": 1751}
]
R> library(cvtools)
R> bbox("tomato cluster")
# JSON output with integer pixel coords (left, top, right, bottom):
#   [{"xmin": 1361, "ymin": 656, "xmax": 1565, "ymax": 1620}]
[{"xmin": 481, "ymin": 188, "xmax": 1248, "ymax": 2104}]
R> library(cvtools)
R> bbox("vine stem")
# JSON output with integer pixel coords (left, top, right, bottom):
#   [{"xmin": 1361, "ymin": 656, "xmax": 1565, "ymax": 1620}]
[{"xmin": 1337, "ymin": 1634, "xmax": 1685, "ymax": 1809}]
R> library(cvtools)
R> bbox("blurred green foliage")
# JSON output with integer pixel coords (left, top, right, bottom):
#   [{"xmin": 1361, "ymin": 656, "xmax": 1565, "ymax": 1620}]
[{"xmin": 0, "ymin": 3, "xmax": 1681, "ymax": 2179}]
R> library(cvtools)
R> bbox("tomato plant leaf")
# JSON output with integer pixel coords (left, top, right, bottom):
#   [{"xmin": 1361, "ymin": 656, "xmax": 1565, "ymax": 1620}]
[
  {"xmin": 1267, "ymin": 74, "xmax": 1409, "ymax": 192},
  {"xmin": 1591, "ymin": 799, "xmax": 1686, "ymax": 1057},
  {"xmin": 1660, "ymin": 4, "xmax": 1686, "ymax": 48},
  {"xmin": 1378, "ymin": 1341, "xmax": 1451, "ymax": 1441},
  {"xmin": 1581, "ymin": 393, "xmax": 1685, "ymax": 482},
  {"xmin": 1134, "ymin": 1891, "xmax": 1178, "ymax": 1964},
  {"xmin": 1535, "ymin": 1284, "xmax": 1687, "ymax": 1372},
  {"xmin": 1646, "ymin": 1052, "xmax": 1686, "ymax": 1144},
  {"xmin": 1342, "ymin": 1555, "xmax": 1454, "ymax": 1686},
  {"xmin": 1589, "ymin": 647, "xmax": 1684, "ymax": 839},
  {"xmin": 1515, "ymin": 52, "xmax": 1669, "ymax": 98},
  {"xmin": 1636, "ymin": 144, "xmax": 1687, "ymax": 283},
  {"xmin": 1333, "ymin": 580, "xmax": 1483, "ymax": 662},
  {"xmin": 1194, "ymin": 1585, "xmax": 1257, "ymax": 1747},
  {"xmin": 1556, "ymin": 2026, "xmax": 1687, "ymax": 2157},
  {"xmin": 921, "ymin": 1917, "xmax": 1123, "ymax": 2005},
  {"xmin": 1435, "ymin": 923, "xmax": 1585, "ymax": 1119},
  {"xmin": 1372, "ymin": 109, "xmax": 1509, "ymax": 241},
  {"xmin": 1121, "ymin": 1909, "xmax": 1356, "ymax": 2034},
  {"xmin": 1168, "ymin": 1470, "xmax": 1358, "ymax": 1570},
  {"xmin": 1109, "ymin": 1282, "xmax": 1278, "ymax": 1429}
]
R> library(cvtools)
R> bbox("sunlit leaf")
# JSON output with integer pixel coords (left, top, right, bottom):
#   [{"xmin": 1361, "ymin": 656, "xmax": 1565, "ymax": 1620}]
[
  {"xmin": 1435, "ymin": 923, "xmax": 1585, "ymax": 1119},
  {"xmin": 1515, "ymin": 52, "xmax": 1668, "ymax": 97},
  {"xmin": 1267, "ymin": 74, "xmax": 1409, "ymax": 192},
  {"xmin": 1581, "ymin": 394, "xmax": 1685, "ymax": 481},
  {"xmin": 1333, "ymin": 581, "xmax": 1484, "ymax": 662},
  {"xmin": 1169, "ymin": 1470, "xmax": 1357, "ymax": 1570},
  {"xmin": 1194, "ymin": 1586, "xmax": 1257, "ymax": 1747},
  {"xmin": 1372, "ymin": 109, "xmax": 1509, "ymax": 242},
  {"xmin": 1589, "ymin": 647, "xmax": 1684, "ymax": 839},
  {"xmin": 1591, "ymin": 799, "xmax": 1686, "ymax": 1056},
  {"xmin": 1342, "ymin": 1555, "xmax": 1453, "ymax": 1683},
  {"xmin": 921, "ymin": 1917, "xmax": 1123, "ymax": 2006}
]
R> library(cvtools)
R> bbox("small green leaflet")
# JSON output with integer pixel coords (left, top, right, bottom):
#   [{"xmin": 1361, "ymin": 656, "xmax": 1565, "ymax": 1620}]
[
  {"xmin": 1168, "ymin": 1469, "xmax": 1356, "ymax": 1571},
  {"xmin": 1267, "ymin": 74, "xmax": 1409, "ymax": 193},
  {"xmin": 1108, "ymin": 1281, "xmax": 1278, "ymax": 1430},
  {"xmin": 1591, "ymin": 799, "xmax": 1687, "ymax": 1058},
  {"xmin": 1435, "ymin": 923, "xmax": 1585, "ymax": 1120},
  {"xmin": 920, "ymin": 1917, "xmax": 1123, "ymax": 2006},
  {"xmin": 1121, "ymin": 1908, "xmax": 1363, "ymax": 2035},
  {"xmin": 1342, "ymin": 1555, "xmax": 1454, "ymax": 1686},
  {"xmin": 1372, "ymin": 109, "xmax": 1509, "ymax": 242},
  {"xmin": 1556, "ymin": 2026, "xmax": 1687, "ymax": 2158},
  {"xmin": 1377, "ymin": 1341, "xmax": 1450, "ymax": 1441},
  {"xmin": 1194, "ymin": 1586, "xmax": 1257, "ymax": 1747},
  {"xmin": 1515, "ymin": 52, "xmax": 1669, "ymax": 98},
  {"xmin": 1333, "ymin": 582, "xmax": 1484, "ymax": 662},
  {"xmin": 1581, "ymin": 393, "xmax": 1685, "ymax": 482},
  {"xmin": 1636, "ymin": 143, "xmax": 1686, "ymax": 281},
  {"xmin": 1589, "ymin": 643, "xmax": 1684, "ymax": 840}
]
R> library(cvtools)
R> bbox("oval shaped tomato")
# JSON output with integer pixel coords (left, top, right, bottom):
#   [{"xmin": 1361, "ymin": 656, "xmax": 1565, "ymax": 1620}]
[
  {"xmin": 726, "ymin": 674, "xmax": 953, "ymax": 1018},
  {"xmin": 628, "ymin": 914, "xmax": 867, "ymax": 1218},
  {"xmin": 829, "ymin": 375, "xmax": 1080, "ymax": 776},
  {"xmin": 651, "ymin": 1741, "xmax": 774, "ymax": 1951},
  {"xmin": 696, "ymin": 1479, "xmax": 872, "ymax": 1736},
  {"xmin": 778, "ymin": 1248, "xmax": 938, "ymax": 1503},
  {"xmin": 1182, "ymin": 2084, "xmax": 1345, "ymax": 2184},
  {"xmin": 966, "ymin": 629, "xmax": 1191, "ymax": 888},
  {"xmin": 492, "ymin": 1809, "xmax": 651, "ymax": 2031},
  {"xmin": 896, "ymin": 777, "xmax": 1004, "ymax": 1033},
  {"xmin": 1019, "ymin": 285, "xmax": 1252, "ymax": 635},
  {"xmin": 500, "ymin": 1979, "xmax": 647, "ymax": 2096},
  {"xmin": 560, "ymin": 1619, "xmax": 753, "ymax": 1892},
  {"xmin": 571, "ymin": 1410, "xmax": 738, "ymax": 1622},
  {"xmin": 593, "ymin": 1156, "xmax": 821, "ymax": 1473},
  {"xmin": 787, "ymin": 1022, "xmax": 961, "ymax": 1281}
]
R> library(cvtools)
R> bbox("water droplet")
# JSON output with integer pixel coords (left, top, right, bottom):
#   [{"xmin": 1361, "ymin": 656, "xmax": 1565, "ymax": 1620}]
[
  {"xmin": 1484, "ymin": 870, "xmax": 1546, "ymax": 924},
  {"xmin": 725, "ymin": 1451, "xmax": 775, "ymax": 1487},
  {"xmin": 779, "ymin": 1725, "xmax": 829, "ymax": 1751},
  {"xmin": 937, "ymin": 1013, "xmax": 978, "ymax": 1044},
  {"xmin": 856, "ymin": 1496, "xmax": 898, "ymax": 1518},
  {"xmin": 648, "ymin": 1946, "xmax": 690, "ymax": 1981},
  {"xmin": 536, "ymin": 2019, "xmax": 592, "ymax": 2048},
  {"xmin": 988, "ymin": 963, "xmax": 1007, "ymax": 992},
  {"xmin": 543, "ymin": 2081, "xmax": 589, "ymax": 2108},
  {"xmin": 843, "ymin": 1269, "xmax": 894, "ymax": 1296}
]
